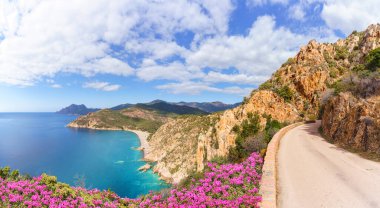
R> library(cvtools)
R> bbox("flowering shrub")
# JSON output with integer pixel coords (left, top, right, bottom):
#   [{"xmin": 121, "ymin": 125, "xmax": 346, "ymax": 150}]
[{"xmin": 0, "ymin": 152, "xmax": 262, "ymax": 207}]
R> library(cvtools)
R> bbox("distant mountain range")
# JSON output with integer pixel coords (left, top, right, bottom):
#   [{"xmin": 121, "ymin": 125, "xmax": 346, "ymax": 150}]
[
  {"xmin": 58, "ymin": 100, "xmax": 239, "ymax": 115},
  {"xmin": 175, "ymin": 101, "xmax": 241, "ymax": 113},
  {"xmin": 67, "ymin": 100, "xmax": 208, "ymax": 133},
  {"xmin": 56, "ymin": 104, "xmax": 100, "ymax": 115}
]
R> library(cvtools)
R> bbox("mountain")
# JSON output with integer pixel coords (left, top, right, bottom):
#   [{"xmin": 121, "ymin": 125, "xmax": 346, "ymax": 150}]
[
  {"xmin": 67, "ymin": 107, "xmax": 174, "ymax": 133},
  {"xmin": 136, "ymin": 101, "xmax": 208, "ymax": 115},
  {"xmin": 56, "ymin": 104, "xmax": 100, "ymax": 115},
  {"xmin": 145, "ymin": 24, "xmax": 380, "ymax": 183},
  {"xmin": 110, "ymin": 100, "xmax": 236, "ymax": 113},
  {"xmin": 110, "ymin": 103, "xmax": 134, "ymax": 110},
  {"xmin": 67, "ymin": 101, "xmax": 207, "ymax": 133},
  {"xmin": 175, "ymin": 101, "xmax": 241, "ymax": 113}
]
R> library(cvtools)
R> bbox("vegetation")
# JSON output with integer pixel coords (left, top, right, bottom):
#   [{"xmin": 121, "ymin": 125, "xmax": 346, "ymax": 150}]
[
  {"xmin": 365, "ymin": 48, "xmax": 380, "ymax": 71},
  {"xmin": 75, "ymin": 109, "xmax": 165, "ymax": 133},
  {"xmin": 275, "ymin": 86, "xmax": 294, "ymax": 102},
  {"xmin": 1, "ymin": 153, "xmax": 263, "ymax": 207},
  {"xmin": 281, "ymin": 57, "xmax": 296, "ymax": 67},
  {"xmin": 334, "ymin": 46, "xmax": 349, "ymax": 60},
  {"xmin": 329, "ymin": 48, "xmax": 380, "ymax": 97},
  {"xmin": 258, "ymin": 80, "xmax": 274, "ymax": 90},
  {"xmin": 229, "ymin": 113, "xmax": 284, "ymax": 162}
]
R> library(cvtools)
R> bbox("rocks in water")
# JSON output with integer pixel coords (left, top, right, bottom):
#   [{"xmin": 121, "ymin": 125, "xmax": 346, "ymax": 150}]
[{"xmin": 138, "ymin": 164, "xmax": 151, "ymax": 172}]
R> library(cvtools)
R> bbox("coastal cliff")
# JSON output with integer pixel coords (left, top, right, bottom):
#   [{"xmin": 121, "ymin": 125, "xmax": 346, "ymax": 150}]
[{"xmin": 147, "ymin": 24, "xmax": 380, "ymax": 183}]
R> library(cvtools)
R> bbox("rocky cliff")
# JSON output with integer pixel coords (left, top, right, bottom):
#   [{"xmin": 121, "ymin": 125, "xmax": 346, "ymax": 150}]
[
  {"xmin": 322, "ymin": 92, "xmax": 379, "ymax": 154},
  {"xmin": 321, "ymin": 24, "xmax": 380, "ymax": 156},
  {"xmin": 147, "ymin": 24, "xmax": 380, "ymax": 183}
]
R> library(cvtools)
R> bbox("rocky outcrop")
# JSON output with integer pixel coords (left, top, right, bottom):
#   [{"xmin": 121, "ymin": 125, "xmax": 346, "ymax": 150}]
[
  {"xmin": 146, "ymin": 24, "xmax": 380, "ymax": 183},
  {"xmin": 138, "ymin": 164, "xmax": 151, "ymax": 172},
  {"xmin": 321, "ymin": 93, "xmax": 380, "ymax": 154},
  {"xmin": 144, "ymin": 115, "xmax": 218, "ymax": 183}
]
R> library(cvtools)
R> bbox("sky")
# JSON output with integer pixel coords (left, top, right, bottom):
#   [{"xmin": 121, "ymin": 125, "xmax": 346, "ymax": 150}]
[{"xmin": 0, "ymin": 0, "xmax": 379, "ymax": 112}]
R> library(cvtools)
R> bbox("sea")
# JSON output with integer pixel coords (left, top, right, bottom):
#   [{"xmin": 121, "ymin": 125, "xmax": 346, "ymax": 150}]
[{"xmin": 0, "ymin": 113, "xmax": 169, "ymax": 198}]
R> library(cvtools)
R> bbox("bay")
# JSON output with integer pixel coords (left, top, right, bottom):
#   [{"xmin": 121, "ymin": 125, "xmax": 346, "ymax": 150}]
[{"xmin": 0, "ymin": 113, "xmax": 168, "ymax": 198}]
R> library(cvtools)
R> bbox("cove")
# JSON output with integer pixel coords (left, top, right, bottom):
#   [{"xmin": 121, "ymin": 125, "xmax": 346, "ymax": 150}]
[{"xmin": 0, "ymin": 113, "xmax": 169, "ymax": 198}]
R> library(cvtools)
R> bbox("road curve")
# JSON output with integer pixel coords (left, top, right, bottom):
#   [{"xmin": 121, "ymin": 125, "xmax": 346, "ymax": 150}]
[{"xmin": 278, "ymin": 121, "xmax": 380, "ymax": 208}]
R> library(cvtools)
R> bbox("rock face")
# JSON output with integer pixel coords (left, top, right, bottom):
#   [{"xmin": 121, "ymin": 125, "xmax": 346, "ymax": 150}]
[
  {"xmin": 144, "ymin": 115, "xmax": 218, "ymax": 183},
  {"xmin": 146, "ymin": 24, "xmax": 380, "ymax": 183},
  {"xmin": 322, "ymin": 93, "xmax": 380, "ymax": 154}
]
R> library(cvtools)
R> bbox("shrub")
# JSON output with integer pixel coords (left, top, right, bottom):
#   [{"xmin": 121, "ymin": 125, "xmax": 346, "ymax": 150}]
[
  {"xmin": 275, "ymin": 86, "xmax": 294, "ymax": 102},
  {"xmin": 365, "ymin": 48, "xmax": 380, "ymax": 71},
  {"xmin": 335, "ymin": 46, "xmax": 349, "ymax": 60},
  {"xmin": 281, "ymin": 58, "xmax": 295, "ymax": 67},
  {"xmin": 258, "ymin": 81, "xmax": 274, "ymax": 90},
  {"xmin": 0, "ymin": 166, "xmax": 11, "ymax": 179},
  {"xmin": 229, "ymin": 113, "xmax": 261, "ymax": 162}
]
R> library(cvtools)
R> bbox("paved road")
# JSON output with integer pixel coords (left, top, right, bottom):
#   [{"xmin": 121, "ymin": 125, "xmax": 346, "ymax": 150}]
[{"xmin": 278, "ymin": 121, "xmax": 380, "ymax": 208}]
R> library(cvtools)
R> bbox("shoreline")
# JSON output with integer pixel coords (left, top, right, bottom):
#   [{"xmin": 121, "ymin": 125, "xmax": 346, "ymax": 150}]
[
  {"xmin": 66, "ymin": 124, "xmax": 171, "ymax": 181},
  {"xmin": 127, "ymin": 129, "xmax": 151, "ymax": 158},
  {"xmin": 66, "ymin": 124, "xmax": 151, "ymax": 158}
]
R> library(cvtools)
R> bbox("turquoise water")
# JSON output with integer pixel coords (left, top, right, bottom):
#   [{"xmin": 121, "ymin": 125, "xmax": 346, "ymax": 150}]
[{"xmin": 0, "ymin": 113, "xmax": 168, "ymax": 198}]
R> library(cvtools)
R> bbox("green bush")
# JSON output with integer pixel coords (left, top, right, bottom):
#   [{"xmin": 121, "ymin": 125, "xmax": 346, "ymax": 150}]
[
  {"xmin": 275, "ymin": 86, "xmax": 294, "ymax": 102},
  {"xmin": 0, "ymin": 166, "xmax": 11, "ymax": 179},
  {"xmin": 228, "ymin": 113, "xmax": 260, "ymax": 162},
  {"xmin": 41, "ymin": 174, "xmax": 58, "ymax": 189},
  {"xmin": 335, "ymin": 46, "xmax": 349, "ymax": 60},
  {"xmin": 210, "ymin": 156, "xmax": 229, "ymax": 165},
  {"xmin": 365, "ymin": 48, "xmax": 380, "ymax": 71},
  {"xmin": 281, "ymin": 58, "xmax": 295, "ymax": 67},
  {"xmin": 258, "ymin": 81, "xmax": 274, "ymax": 90}
]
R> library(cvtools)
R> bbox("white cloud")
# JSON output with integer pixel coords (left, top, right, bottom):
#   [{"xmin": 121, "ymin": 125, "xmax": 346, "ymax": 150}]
[
  {"xmin": 289, "ymin": 4, "xmax": 306, "ymax": 21},
  {"xmin": 187, "ymin": 16, "xmax": 309, "ymax": 76},
  {"xmin": 321, "ymin": 0, "xmax": 380, "ymax": 35},
  {"xmin": 51, "ymin": 84, "xmax": 62, "ymax": 88},
  {"xmin": 204, "ymin": 71, "xmax": 269, "ymax": 85},
  {"xmin": 0, "ymin": 0, "xmax": 234, "ymax": 86},
  {"xmin": 83, "ymin": 81, "xmax": 121, "ymax": 91},
  {"xmin": 246, "ymin": 0, "xmax": 289, "ymax": 7},
  {"xmin": 137, "ymin": 60, "xmax": 204, "ymax": 82}
]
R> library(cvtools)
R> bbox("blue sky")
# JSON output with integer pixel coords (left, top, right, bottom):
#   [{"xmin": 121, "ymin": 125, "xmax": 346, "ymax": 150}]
[{"xmin": 0, "ymin": 0, "xmax": 379, "ymax": 112}]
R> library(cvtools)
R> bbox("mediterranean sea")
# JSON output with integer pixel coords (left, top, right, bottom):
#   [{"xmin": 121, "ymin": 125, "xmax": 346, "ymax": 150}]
[{"xmin": 0, "ymin": 113, "xmax": 168, "ymax": 198}]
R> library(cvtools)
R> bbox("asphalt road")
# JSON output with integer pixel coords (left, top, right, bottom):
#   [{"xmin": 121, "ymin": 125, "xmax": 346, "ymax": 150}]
[{"xmin": 278, "ymin": 121, "xmax": 380, "ymax": 208}]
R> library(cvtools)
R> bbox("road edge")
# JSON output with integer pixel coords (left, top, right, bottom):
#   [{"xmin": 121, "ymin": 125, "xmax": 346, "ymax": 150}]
[{"xmin": 259, "ymin": 122, "xmax": 303, "ymax": 208}]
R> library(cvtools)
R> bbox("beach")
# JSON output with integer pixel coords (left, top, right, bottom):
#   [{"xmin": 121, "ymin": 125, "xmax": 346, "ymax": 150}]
[{"xmin": 128, "ymin": 129, "xmax": 151, "ymax": 158}]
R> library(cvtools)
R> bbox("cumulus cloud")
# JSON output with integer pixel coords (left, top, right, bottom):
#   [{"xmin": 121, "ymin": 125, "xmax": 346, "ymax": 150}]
[
  {"xmin": 83, "ymin": 81, "xmax": 121, "ymax": 91},
  {"xmin": 137, "ymin": 60, "xmax": 204, "ymax": 82},
  {"xmin": 321, "ymin": 0, "xmax": 380, "ymax": 35},
  {"xmin": 288, "ymin": 4, "xmax": 306, "ymax": 21},
  {"xmin": 246, "ymin": 0, "xmax": 289, "ymax": 7},
  {"xmin": 187, "ymin": 16, "xmax": 309, "ymax": 75},
  {"xmin": 204, "ymin": 72, "xmax": 269, "ymax": 85},
  {"xmin": 0, "ymin": 0, "xmax": 234, "ymax": 86}
]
